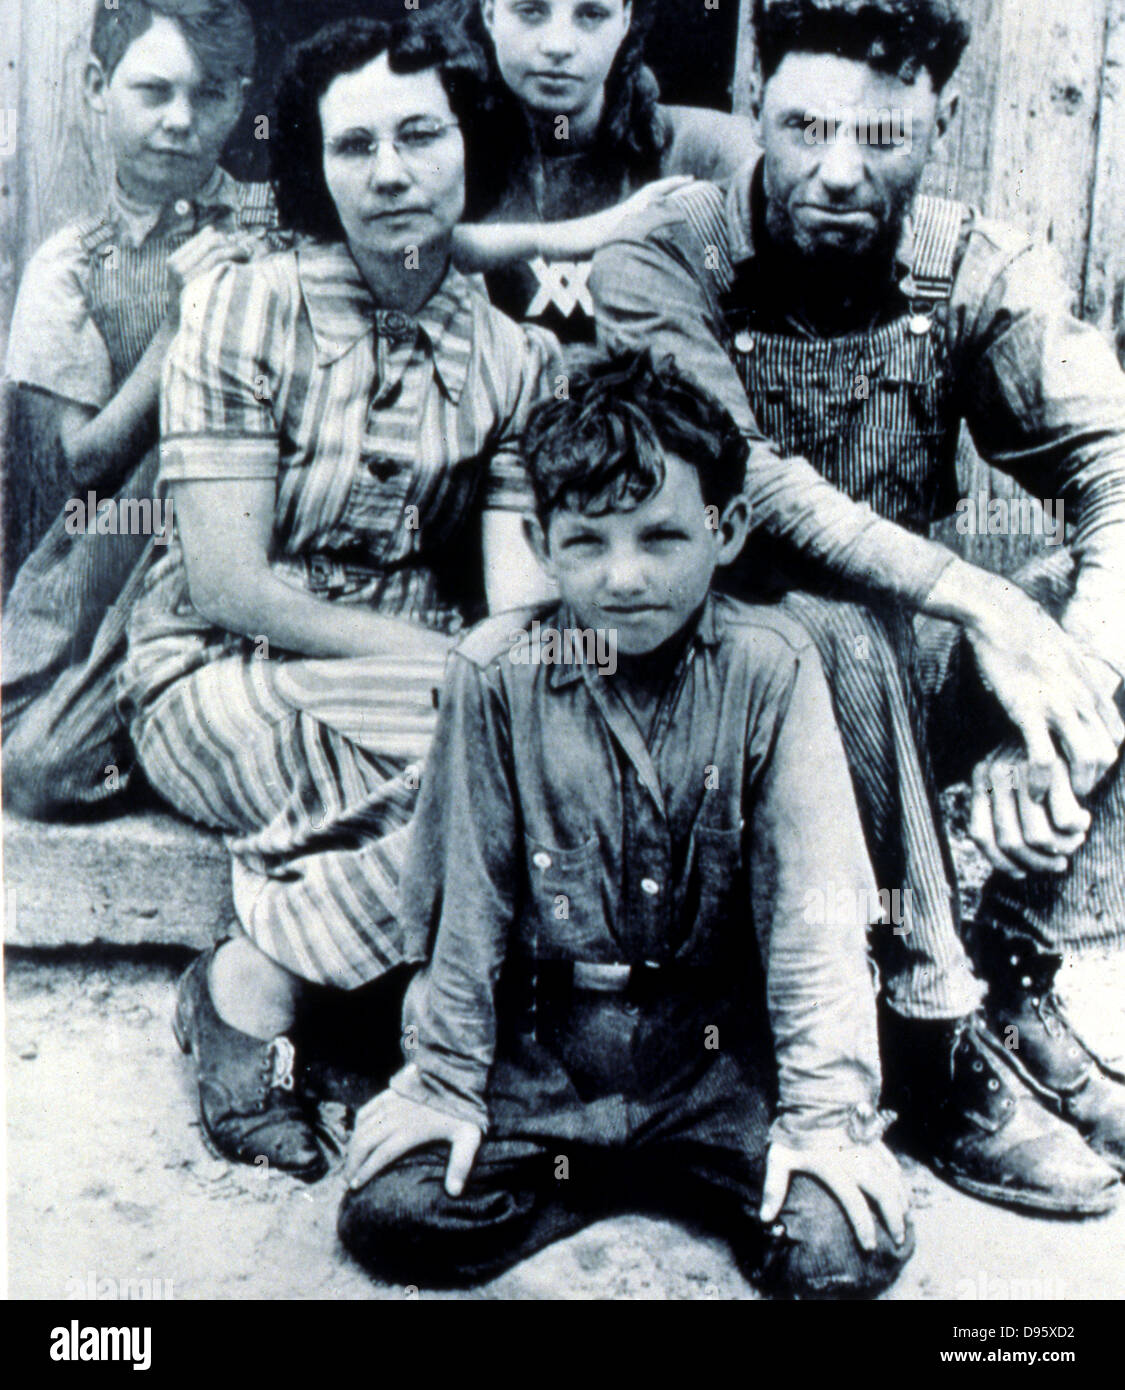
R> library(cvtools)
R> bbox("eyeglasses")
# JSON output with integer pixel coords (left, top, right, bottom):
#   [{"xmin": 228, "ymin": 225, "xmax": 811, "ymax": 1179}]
[{"xmin": 324, "ymin": 122, "xmax": 461, "ymax": 162}]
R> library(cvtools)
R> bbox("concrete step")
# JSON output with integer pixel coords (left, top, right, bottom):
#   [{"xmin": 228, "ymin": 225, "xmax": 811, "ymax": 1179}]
[{"xmin": 3, "ymin": 810, "xmax": 231, "ymax": 949}]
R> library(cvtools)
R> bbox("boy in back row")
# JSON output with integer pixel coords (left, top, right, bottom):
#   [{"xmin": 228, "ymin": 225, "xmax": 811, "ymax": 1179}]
[
  {"xmin": 2, "ymin": 0, "xmax": 282, "ymax": 816},
  {"xmin": 338, "ymin": 352, "xmax": 914, "ymax": 1299}
]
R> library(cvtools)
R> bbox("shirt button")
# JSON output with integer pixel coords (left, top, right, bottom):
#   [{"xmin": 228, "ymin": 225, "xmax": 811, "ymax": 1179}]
[
  {"xmin": 533, "ymin": 851, "xmax": 552, "ymax": 870},
  {"xmin": 174, "ymin": 199, "xmax": 192, "ymax": 218},
  {"xmin": 641, "ymin": 877, "xmax": 660, "ymax": 897}
]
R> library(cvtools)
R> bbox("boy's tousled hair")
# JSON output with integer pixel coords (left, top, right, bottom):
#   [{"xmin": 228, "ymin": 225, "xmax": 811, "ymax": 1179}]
[
  {"xmin": 91, "ymin": 0, "xmax": 257, "ymax": 83},
  {"xmin": 271, "ymin": 16, "xmax": 483, "ymax": 243},
  {"xmin": 522, "ymin": 351, "xmax": 748, "ymax": 524},
  {"xmin": 752, "ymin": 0, "xmax": 971, "ymax": 91}
]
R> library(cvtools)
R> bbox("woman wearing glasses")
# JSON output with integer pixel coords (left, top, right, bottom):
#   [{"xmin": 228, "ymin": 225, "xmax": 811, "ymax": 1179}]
[
  {"xmin": 118, "ymin": 17, "xmax": 558, "ymax": 1181},
  {"xmin": 446, "ymin": 0, "xmax": 758, "ymax": 350}
]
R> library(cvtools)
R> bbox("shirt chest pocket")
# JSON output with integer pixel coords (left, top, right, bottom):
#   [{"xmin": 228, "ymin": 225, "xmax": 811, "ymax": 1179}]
[
  {"xmin": 522, "ymin": 833, "xmax": 614, "ymax": 962},
  {"xmin": 678, "ymin": 824, "xmax": 746, "ymax": 967}
]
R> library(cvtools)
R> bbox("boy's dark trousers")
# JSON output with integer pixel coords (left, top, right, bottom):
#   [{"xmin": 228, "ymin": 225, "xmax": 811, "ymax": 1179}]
[{"xmin": 339, "ymin": 966, "xmax": 913, "ymax": 1298}]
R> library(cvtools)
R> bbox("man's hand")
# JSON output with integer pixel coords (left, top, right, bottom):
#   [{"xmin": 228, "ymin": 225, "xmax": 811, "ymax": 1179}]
[
  {"xmin": 961, "ymin": 580, "xmax": 1123, "ymax": 798},
  {"xmin": 760, "ymin": 1136, "xmax": 908, "ymax": 1252},
  {"xmin": 345, "ymin": 1089, "xmax": 482, "ymax": 1197},
  {"xmin": 166, "ymin": 224, "xmax": 256, "ymax": 330},
  {"xmin": 970, "ymin": 741, "xmax": 1091, "ymax": 877}
]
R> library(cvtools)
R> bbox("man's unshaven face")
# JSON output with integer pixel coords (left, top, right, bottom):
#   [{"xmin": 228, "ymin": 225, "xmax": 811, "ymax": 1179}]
[
  {"xmin": 758, "ymin": 51, "xmax": 946, "ymax": 269},
  {"xmin": 537, "ymin": 453, "xmax": 748, "ymax": 657},
  {"xmin": 91, "ymin": 16, "xmax": 246, "ymax": 204}
]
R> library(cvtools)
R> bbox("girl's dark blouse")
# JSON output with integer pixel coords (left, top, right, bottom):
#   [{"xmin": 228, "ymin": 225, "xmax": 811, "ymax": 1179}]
[{"xmin": 479, "ymin": 103, "xmax": 759, "ymax": 346}]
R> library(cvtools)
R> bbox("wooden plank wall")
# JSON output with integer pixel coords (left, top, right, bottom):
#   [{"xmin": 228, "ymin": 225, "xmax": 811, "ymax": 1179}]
[{"xmin": 4, "ymin": 0, "xmax": 1125, "ymax": 577}]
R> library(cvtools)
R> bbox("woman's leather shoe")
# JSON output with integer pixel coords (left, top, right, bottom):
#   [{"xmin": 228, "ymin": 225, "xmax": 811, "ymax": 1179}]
[{"xmin": 173, "ymin": 949, "xmax": 328, "ymax": 1183}]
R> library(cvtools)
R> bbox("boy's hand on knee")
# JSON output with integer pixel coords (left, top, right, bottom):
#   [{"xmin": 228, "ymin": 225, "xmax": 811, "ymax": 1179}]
[
  {"xmin": 760, "ymin": 1137, "xmax": 908, "ymax": 1253},
  {"xmin": 346, "ymin": 1089, "xmax": 482, "ymax": 1197},
  {"xmin": 970, "ymin": 741, "xmax": 1091, "ymax": 877}
]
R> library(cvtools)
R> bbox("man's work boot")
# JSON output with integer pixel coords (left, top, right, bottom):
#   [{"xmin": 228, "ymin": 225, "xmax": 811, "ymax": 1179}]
[
  {"xmin": 973, "ymin": 926, "xmax": 1125, "ymax": 1175},
  {"xmin": 172, "ymin": 949, "xmax": 328, "ymax": 1182},
  {"xmin": 882, "ymin": 1011, "xmax": 1119, "ymax": 1216}
]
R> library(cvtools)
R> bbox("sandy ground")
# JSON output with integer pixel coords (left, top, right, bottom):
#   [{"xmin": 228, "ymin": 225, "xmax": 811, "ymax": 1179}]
[
  {"xmin": 7, "ymin": 944, "xmax": 1125, "ymax": 1302},
  {"xmin": 7, "ymin": 790, "xmax": 1125, "ymax": 1301}
]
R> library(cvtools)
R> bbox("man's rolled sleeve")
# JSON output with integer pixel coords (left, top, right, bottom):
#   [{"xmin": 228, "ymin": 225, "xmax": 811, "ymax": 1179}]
[
  {"xmin": 159, "ymin": 261, "xmax": 283, "ymax": 485},
  {"xmin": 591, "ymin": 215, "xmax": 956, "ymax": 606},
  {"xmin": 961, "ymin": 236, "xmax": 1125, "ymax": 675},
  {"xmin": 389, "ymin": 650, "xmax": 520, "ymax": 1132},
  {"xmin": 744, "ymin": 641, "xmax": 883, "ymax": 1143}
]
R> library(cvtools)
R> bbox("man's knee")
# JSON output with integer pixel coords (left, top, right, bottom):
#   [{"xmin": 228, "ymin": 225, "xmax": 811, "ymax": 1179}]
[
  {"xmin": 782, "ymin": 595, "xmax": 906, "ymax": 699},
  {"xmin": 755, "ymin": 1174, "xmax": 914, "ymax": 1300}
]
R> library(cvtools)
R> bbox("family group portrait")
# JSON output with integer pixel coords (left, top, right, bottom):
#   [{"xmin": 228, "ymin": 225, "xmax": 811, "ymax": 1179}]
[{"xmin": 3, "ymin": 0, "xmax": 1125, "ymax": 1311}]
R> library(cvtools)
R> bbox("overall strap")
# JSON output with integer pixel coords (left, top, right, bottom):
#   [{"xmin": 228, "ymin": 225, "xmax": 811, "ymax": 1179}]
[
  {"xmin": 235, "ymin": 180, "xmax": 279, "ymax": 232},
  {"xmin": 906, "ymin": 194, "xmax": 969, "ymax": 307},
  {"xmin": 77, "ymin": 212, "xmax": 119, "ymax": 259},
  {"xmin": 235, "ymin": 180, "xmax": 289, "ymax": 252}
]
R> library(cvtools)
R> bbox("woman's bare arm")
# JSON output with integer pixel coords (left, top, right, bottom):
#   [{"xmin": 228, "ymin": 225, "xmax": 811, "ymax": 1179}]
[{"xmin": 173, "ymin": 474, "xmax": 453, "ymax": 663}]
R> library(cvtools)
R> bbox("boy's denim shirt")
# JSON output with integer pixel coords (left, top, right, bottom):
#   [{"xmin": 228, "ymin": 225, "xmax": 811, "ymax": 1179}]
[{"xmin": 392, "ymin": 592, "xmax": 886, "ymax": 1148}]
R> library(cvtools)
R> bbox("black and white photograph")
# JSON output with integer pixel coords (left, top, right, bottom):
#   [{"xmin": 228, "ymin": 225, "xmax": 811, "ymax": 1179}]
[{"xmin": 2, "ymin": 0, "xmax": 1124, "ymax": 1343}]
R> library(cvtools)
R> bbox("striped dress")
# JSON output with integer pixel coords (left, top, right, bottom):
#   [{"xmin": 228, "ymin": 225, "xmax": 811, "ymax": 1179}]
[{"xmin": 118, "ymin": 243, "xmax": 558, "ymax": 989}]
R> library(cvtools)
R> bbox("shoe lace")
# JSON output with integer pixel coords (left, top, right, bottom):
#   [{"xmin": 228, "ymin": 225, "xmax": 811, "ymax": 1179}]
[{"xmin": 266, "ymin": 1036, "xmax": 297, "ymax": 1093}]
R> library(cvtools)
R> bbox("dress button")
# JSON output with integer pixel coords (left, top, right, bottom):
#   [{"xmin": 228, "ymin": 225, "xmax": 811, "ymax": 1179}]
[
  {"xmin": 533, "ymin": 851, "xmax": 552, "ymax": 870},
  {"xmin": 641, "ymin": 878, "xmax": 660, "ymax": 897},
  {"xmin": 174, "ymin": 199, "xmax": 192, "ymax": 218}
]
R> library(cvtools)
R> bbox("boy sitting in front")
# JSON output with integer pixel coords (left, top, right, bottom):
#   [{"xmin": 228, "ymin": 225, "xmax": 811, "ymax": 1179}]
[{"xmin": 338, "ymin": 351, "xmax": 913, "ymax": 1299}]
